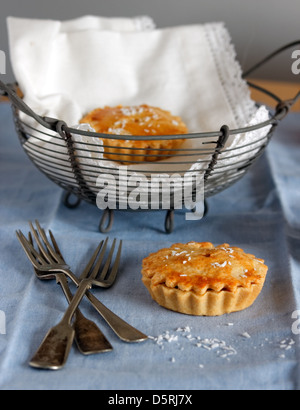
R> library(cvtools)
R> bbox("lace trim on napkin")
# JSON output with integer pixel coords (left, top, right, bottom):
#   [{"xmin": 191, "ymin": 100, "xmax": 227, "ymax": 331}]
[
  {"xmin": 204, "ymin": 23, "xmax": 256, "ymax": 129},
  {"xmin": 134, "ymin": 15, "xmax": 156, "ymax": 31}
]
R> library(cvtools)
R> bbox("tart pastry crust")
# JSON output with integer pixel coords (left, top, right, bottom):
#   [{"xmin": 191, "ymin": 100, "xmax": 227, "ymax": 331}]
[
  {"xmin": 80, "ymin": 104, "xmax": 187, "ymax": 163},
  {"xmin": 141, "ymin": 242, "xmax": 268, "ymax": 316}
]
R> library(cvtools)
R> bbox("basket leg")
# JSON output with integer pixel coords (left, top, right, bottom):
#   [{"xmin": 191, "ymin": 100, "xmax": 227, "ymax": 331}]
[
  {"xmin": 192, "ymin": 199, "xmax": 208, "ymax": 217},
  {"xmin": 165, "ymin": 210, "xmax": 174, "ymax": 234},
  {"xmin": 63, "ymin": 192, "xmax": 81, "ymax": 209},
  {"xmin": 204, "ymin": 199, "xmax": 208, "ymax": 217},
  {"xmin": 99, "ymin": 209, "xmax": 114, "ymax": 233}
]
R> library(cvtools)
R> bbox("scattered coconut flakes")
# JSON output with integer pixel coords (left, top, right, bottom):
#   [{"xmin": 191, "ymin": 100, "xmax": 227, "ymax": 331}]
[
  {"xmin": 149, "ymin": 328, "xmax": 296, "ymax": 365},
  {"xmin": 149, "ymin": 327, "xmax": 237, "ymax": 361},
  {"xmin": 212, "ymin": 261, "xmax": 227, "ymax": 268},
  {"xmin": 220, "ymin": 247, "xmax": 234, "ymax": 254},
  {"xmin": 121, "ymin": 106, "xmax": 144, "ymax": 116},
  {"xmin": 176, "ymin": 251, "xmax": 188, "ymax": 256},
  {"xmin": 108, "ymin": 127, "xmax": 127, "ymax": 135},
  {"xmin": 176, "ymin": 326, "xmax": 192, "ymax": 333},
  {"xmin": 149, "ymin": 330, "xmax": 179, "ymax": 346},
  {"xmin": 279, "ymin": 338, "xmax": 295, "ymax": 350}
]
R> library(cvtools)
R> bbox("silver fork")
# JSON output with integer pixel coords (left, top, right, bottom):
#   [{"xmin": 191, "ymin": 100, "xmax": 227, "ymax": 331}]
[
  {"xmin": 16, "ymin": 222, "xmax": 147, "ymax": 344},
  {"xmin": 27, "ymin": 237, "xmax": 121, "ymax": 369},
  {"xmin": 28, "ymin": 231, "xmax": 113, "ymax": 355}
]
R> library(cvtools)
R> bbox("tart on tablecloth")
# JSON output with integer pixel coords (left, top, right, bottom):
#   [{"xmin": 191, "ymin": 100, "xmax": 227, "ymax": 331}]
[{"xmin": 141, "ymin": 242, "xmax": 268, "ymax": 316}]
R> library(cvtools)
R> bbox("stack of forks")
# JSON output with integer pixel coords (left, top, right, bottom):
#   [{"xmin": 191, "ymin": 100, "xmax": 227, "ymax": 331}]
[{"xmin": 16, "ymin": 220, "xmax": 147, "ymax": 370}]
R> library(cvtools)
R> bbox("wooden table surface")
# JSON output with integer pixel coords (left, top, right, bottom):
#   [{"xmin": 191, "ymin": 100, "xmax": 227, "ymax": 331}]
[
  {"xmin": 249, "ymin": 79, "xmax": 300, "ymax": 112},
  {"xmin": 1, "ymin": 79, "xmax": 300, "ymax": 111}
]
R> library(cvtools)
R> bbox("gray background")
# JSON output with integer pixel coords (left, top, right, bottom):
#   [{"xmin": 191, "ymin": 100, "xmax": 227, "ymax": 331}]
[{"xmin": 0, "ymin": 0, "xmax": 299, "ymax": 83}]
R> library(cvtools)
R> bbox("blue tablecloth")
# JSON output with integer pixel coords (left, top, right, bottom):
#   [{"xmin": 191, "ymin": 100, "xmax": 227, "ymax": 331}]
[{"xmin": 0, "ymin": 101, "xmax": 299, "ymax": 390}]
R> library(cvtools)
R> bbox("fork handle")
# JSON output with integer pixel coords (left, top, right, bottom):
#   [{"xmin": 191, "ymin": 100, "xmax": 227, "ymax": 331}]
[
  {"xmin": 84, "ymin": 290, "xmax": 148, "ymax": 343},
  {"xmin": 55, "ymin": 274, "xmax": 113, "ymax": 354},
  {"xmin": 62, "ymin": 268, "xmax": 148, "ymax": 343},
  {"xmin": 61, "ymin": 279, "xmax": 93, "ymax": 325}
]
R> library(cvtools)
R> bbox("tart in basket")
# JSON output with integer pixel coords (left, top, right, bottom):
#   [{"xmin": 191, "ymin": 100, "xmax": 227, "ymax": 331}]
[
  {"xmin": 80, "ymin": 104, "xmax": 188, "ymax": 163},
  {"xmin": 141, "ymin": 242, "xmax": 268, "ymax": 316}
]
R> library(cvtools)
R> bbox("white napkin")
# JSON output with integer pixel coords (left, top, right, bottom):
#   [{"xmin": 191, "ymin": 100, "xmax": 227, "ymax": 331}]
[
  {"xmin": 7, "ymin": 16, "xmax": 271, "ymax": 213},
  {"xmin": 7, "ymin": 15, "xmax": 156, "ymax": 124},
  {"xmin": 8, "ymin": 16, "xmax": 259, "ymax": 129}
]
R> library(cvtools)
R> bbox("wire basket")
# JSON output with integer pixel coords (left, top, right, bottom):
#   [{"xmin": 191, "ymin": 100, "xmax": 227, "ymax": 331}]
[{"xmin": 1, "ymin": 41, "xmax": 299, "ymax": 233}]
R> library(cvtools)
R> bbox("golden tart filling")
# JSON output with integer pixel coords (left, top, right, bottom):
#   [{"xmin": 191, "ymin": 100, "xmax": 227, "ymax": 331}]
[
  {"xmin": 141, "ymin": 242, "xmax": 268, "ymax": 316},
  {"xmin": 80, "ymin": 104, "xmax": 187, "ymax": 163}
]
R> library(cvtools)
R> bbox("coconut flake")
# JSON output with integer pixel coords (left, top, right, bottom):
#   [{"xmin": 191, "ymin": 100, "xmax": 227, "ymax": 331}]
[{"xmin": 212, "ymin": 261, "xmax": 227, "ymax": 268}]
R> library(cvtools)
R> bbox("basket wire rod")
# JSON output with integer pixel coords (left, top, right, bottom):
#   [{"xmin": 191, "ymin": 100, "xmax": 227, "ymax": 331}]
[
  {"xmin": 24, "ymin": 141, "xmax": 71, "ymax": 160},
  {"xmin": 0, "ymin": 80, "xmax": 53, "ymax": 130},
  {"xmin": 242, "ymin": 40, "xmax": 300, "ymax": 121},
  {"xmin": 246, "ymin": 81, "xmax": 282, "ymax": 104},
  {"xmin": 24, "ymin": 152, "xmax": 76, "ymax": 172},
  {"xmin": 19, "ymin": 120, "xmax": 63, "ymax": 141},
  {"xmin": 63, "ymin": 119, "xmax": 276, "ymax": 141},
  {"xmin": 204, "ymin": 125, "xmax": 230, "ymax": 181},
  {"xmin": 0, "ymin": 80, "xmax": 285, "ymax": 146},
  {"xmin": 275, "ymin": 91, "xmax": 300, "ymax": 120},
  {"xmin": 22, "ymin": 131, "xmax": 70, "ymax": 148},
  {"xmin": 64, "ymin": 127, "xmax": 222, "ymax": 141},
  {"xmin": 242, "ymin": 40, "xmax": 300, "ymax": 79},
  {"xmin": 56, "ymin": 121, "xmax": 97, "ymax": 203},
  {"xmin": 72, "ymin": 145, "xmax": 219, "ymax": 156}
]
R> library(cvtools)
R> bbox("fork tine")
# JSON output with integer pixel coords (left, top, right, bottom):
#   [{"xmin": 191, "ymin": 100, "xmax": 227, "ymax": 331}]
[
  {"xmin": 30, "ymin": 228, "xmax": 53, "ymax": 265},
  {"xmin": 34, "ymin": 220, "xmax": 61, "ymax": 263},
  {"xmin": 28, "ymin": 231, "xmax": 33, "ymax": 246},
  {"xmin": 78, "ymin": 239, "xmax": 106, "ymax": 281},
  {"xmin": 87, "ymin": 237, "xmax": 109, "ymax": 281},
  {"xmin": 16, "ymin": 230, "xmax": 46, "ymax": 268},
  {"xmin": 28, "ymin": 221, "xmax": 54, "ymax": 264},
  {"xmin": 27, "ymin": 231, "xmax": 42, "ymax": 260},
  {"xmin": 48, "ymin": 230, "xmax": 66, "ymax": 263},
  {"xmin": 103, "ymin": 240, "xmax": 122, "ymax": 287},
  {"xmin": 97, "ymin": 238, "xmax": 117, "ymax": 281}
]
